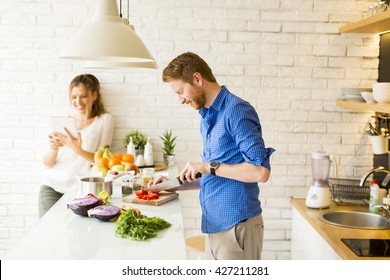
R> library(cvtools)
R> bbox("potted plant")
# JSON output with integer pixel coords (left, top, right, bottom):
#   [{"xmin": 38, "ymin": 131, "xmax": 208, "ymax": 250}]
[
  {"xmin": 160, "ymin": 129, "xmax": 177, "ymax": 167},
  {"xmin": 123, "ymin": 130, "xmax": 147, "ymax": 156}
]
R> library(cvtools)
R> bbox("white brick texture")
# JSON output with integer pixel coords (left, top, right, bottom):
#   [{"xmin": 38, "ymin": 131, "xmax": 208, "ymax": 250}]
[{"xmin": 0, "ymin": 0, "xmax": 379, "ymax": 259}]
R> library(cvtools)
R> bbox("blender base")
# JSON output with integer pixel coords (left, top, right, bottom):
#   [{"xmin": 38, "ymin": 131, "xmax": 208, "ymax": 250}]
[{"xmin": 305, "ymin": 186, "xmax": 331, "ymax": 209}]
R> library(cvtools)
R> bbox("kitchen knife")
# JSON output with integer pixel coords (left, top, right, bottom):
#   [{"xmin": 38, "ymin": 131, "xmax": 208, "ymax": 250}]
[{"xmin": 147, "ymin": 173, "xmax": 202, "ymax": 192}]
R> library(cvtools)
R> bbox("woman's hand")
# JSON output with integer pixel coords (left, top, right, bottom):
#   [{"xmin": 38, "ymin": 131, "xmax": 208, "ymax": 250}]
[
  {"xmin": 43, "ymin": 132, "xmax": 64, "ymax": 167},
  {"xmin": 48, "ymin": 133, "xmax": 64, "ymax": 150},
  {"xmin": 51, "ymin": 129, "xmax": 82, "ymax": 154},
  {"xmin": 51, "ymin": 128, "xmax": 96, "ymax": 163},
  {"xmin": 64, "ymin": 128, "xmax": 83, "ymax": 154}
]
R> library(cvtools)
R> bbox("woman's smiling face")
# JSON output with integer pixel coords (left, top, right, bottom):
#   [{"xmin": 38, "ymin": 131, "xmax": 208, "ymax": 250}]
[{"xmin": 69, "ymin": 84, "xmax": 96, "ymax": 118}]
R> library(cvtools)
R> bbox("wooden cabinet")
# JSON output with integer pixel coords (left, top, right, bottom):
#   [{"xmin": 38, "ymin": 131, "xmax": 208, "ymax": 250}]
[{"xmin": 340, "ymin": 10, "xmax": 390, "ymax": 33}]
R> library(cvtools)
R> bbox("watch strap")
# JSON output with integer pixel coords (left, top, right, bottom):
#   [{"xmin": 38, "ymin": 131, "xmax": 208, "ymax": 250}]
[{"xmin": 210, "ymin": 162, "xmax": 220, "ymax": 175}]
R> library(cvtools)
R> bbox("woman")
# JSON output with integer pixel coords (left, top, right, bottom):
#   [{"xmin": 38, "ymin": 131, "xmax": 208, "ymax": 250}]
[{"xmin": 40, "ymin": 74, "xmax": 114, "ymax": 218}]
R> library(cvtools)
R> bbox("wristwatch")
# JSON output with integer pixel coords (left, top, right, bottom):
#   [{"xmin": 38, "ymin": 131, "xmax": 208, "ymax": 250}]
[{"xmin": 209, "ymin": 161, "xmax": 220, "ymax": 176}]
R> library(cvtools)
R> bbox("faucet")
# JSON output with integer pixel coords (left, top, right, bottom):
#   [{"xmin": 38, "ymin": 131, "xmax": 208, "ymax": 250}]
[
  {"xmin": 374, "ymin": 203, "xmax": 390, "ymax": 219},
  {"xmin": 359, "ymin": 166, "xmax": 390, "ymax": 187}
]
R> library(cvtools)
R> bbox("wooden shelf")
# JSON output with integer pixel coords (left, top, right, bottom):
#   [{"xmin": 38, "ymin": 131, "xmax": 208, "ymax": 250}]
[
  {"xmin": 340, "ymin": 10, "xmax": 390, "ymax": 33},
  {"xmin": 336, "ymin": 99, "xmax": 390, "ymax": 113}
]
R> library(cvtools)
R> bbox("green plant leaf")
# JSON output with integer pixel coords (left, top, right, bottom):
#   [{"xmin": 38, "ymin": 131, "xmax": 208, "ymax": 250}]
[
  {"xmin": 160, "ymin": 129, "xmax": 177, "ymax": 155},
  {"xmin": 123, "ymin": 130, "xmax": 148, "ymax": 150}
]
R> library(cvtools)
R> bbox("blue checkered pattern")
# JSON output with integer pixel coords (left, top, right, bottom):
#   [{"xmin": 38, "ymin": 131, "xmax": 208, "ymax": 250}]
[{"xmin": 198, "ymin": 86, "xmax": 275, "ymax": 234}]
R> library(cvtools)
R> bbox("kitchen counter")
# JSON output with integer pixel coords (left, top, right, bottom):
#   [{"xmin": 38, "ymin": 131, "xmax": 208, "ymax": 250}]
[
  {"xmin": 4, "ymin": 182, "xmax": 186, "ymax": 260},
  {"xmin": 291, "ymin": 198, "xmax": 390, "ymax": 260}
]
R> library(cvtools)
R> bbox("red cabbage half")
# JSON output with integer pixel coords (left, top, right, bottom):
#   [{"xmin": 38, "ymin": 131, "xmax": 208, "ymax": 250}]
[
  {"xmin": 88, "ymin": 205, "xmax": 120, "ymax": 221},
  {"xmin": 67, "ymin": 197, "xmax": 99, "ymax": 217}
]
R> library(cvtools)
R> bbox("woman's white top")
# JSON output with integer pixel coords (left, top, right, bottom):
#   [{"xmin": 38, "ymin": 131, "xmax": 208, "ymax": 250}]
[{"xmin": 41, "ymin": 113, "xmax": 114, "ymax": 193}]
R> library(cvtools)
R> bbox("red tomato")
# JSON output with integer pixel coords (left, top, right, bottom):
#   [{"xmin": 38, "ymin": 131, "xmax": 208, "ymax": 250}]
[
  {"xmin": 135, "ymin": 190, "xmax": 159, "ymax": 200},
  {"xmin": 136, "ymin": 189, "xmax": 148, "ymax": 196},
  {"xmin": 148, "ymin": 192, "xmax": 159, "ymax": 200}
]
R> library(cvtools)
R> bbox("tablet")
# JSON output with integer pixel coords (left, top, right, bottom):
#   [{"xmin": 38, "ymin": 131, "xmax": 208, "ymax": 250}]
[{"xmin": 50, "ymin": 117, "xmax": 78, "ymax": 138}]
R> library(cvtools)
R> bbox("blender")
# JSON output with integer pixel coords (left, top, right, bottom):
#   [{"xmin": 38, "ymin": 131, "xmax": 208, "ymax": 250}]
[{"xmin": 305, "ymin": 152, "xmax": 338, "ymax": 209}]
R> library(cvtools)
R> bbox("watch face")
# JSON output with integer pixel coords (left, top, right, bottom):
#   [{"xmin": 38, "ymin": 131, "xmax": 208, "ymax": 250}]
[{"xmin": 210, "ymin": 162, "xmax": 219, "ymax": 175}]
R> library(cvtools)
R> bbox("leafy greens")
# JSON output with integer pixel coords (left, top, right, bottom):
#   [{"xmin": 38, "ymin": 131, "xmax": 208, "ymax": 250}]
[{"xmin": 115, "ymin": 209, "xmax": 171, "ymax": 241}]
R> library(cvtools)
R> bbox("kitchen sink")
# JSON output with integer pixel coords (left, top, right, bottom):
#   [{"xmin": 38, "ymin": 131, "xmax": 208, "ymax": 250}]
[{"xmin": 318, "ymin": 211, "xmax": 390, "ymax": 229}]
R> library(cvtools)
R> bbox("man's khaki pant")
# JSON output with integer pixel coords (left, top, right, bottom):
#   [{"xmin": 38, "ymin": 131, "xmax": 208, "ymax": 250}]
[{"xmin": 205, "ymin": 214, "xmax": 264, "ymax": 260}]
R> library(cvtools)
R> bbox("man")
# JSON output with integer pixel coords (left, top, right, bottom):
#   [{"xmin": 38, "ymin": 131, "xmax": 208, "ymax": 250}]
[{"xmin": 160, "ymin": 52, "xmax": 275, "ymax": 260}]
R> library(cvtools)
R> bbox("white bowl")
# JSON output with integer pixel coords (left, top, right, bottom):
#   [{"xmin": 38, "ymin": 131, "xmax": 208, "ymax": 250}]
[
  {"xmin": 373, "ymin": 83, "xmax": 390, "ymax": 103},
  {"xmin": 360, "ymin": 91, "xmax": 376, "ymax": 103}
]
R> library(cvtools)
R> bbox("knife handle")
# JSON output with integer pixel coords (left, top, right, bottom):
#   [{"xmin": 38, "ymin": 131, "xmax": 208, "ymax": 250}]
[{"xmin": 178, "ymin": 172, "xmax": 202, "ymax": 184}]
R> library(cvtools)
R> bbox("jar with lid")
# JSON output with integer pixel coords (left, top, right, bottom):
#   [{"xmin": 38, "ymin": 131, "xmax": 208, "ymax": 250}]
[
  {"xmin": 121, "ymin": 184, "xmax": 133, "ymax": 197},
  {"xmin": 121, "ymin": 176, "xmax": 133, "ymax": 197},
  {"xmin": 142, "ymin": 168, "xmax": 155, "ymax": 189},
  {"xmin": 132, "ymin": 174, "xmax": 142, "ymax": 192}
]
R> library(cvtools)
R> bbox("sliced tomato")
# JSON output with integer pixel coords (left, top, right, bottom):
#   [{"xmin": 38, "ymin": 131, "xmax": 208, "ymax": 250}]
[
  {"xmin": 135, "ymin": 189, "xmax": 159, "ymax": 200},
  {"xmin": 147, "ymin": 191, "xmax": 159, "ymax": 200},
  {"xmin": 136, "ymin": 189, "xmax": 148, "ymax": 196}
]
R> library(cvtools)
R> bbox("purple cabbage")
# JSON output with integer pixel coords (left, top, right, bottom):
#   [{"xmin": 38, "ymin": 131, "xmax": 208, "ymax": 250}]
[
  {"xmin": 67, "ymin": 197, "xmax": 99, "ymax": 217},
  {"xmin": 87, "ymin": 205, "xmax": 120, "ymax": 221}
]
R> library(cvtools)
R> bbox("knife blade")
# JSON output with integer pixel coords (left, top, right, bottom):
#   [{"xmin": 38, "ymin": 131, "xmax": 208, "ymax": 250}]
[{"xmin": 147, "ymin": 173, "xmax": 202, "ymax": 192}]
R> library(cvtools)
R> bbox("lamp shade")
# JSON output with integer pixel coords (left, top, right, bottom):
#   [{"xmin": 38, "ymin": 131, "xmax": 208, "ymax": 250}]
[
  {"xmin": 83, "ymin": 60, "xmax": 158, "ymax": 69},
  {"xmin": 59, "ymin": 0, "xmax": 155, "ymax": 63}
]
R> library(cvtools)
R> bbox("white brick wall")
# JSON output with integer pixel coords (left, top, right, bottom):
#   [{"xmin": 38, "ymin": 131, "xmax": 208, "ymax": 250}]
[{"xmin": 0, "ymin": 0, "xmax": 379, "ymax": 259}]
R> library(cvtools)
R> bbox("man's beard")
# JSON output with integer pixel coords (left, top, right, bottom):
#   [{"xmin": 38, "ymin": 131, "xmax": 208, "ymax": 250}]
[{"xmin": 190, "ymin": 87, "xmax": 206, "ymax": 110}]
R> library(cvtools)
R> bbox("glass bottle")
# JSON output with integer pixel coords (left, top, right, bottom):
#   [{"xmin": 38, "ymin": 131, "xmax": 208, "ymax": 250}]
[
  {"xmin": 144, "ymin": 137, "xmax": 154, "ymax": 166},
  {"xmin": 127, "ymin": 137, "xmax": 136, "ymax": 159}
]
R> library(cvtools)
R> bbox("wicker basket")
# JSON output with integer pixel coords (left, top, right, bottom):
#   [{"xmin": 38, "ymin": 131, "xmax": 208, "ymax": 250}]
[{"xmin": 328, "ymin": 178, "xmax": 371, "ymax": 205}]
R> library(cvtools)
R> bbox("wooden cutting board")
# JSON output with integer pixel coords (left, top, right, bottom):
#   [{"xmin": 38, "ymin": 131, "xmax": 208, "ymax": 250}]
[
  {"xmin": 122, "ymin": 192, "xmax": 179, "ymax": 206},
  {"xmin": 138, "ymin": 162, "xmax": 167, "ymax": 171}
]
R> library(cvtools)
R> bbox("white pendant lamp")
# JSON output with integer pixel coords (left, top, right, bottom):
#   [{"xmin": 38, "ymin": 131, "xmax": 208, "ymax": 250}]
[
  {"xmin": 59, "ymin": 0, "xmax": 155, "ymax": 63},
  {"xmin": 83, "ymin": 60, "xmax": 158, "ymax": 69}
]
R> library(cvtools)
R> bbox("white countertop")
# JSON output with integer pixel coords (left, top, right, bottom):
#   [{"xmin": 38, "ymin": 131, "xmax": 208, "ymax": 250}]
[{"xmin": 4, "ymin": 176, "xmax": 187, "ymax": 260}]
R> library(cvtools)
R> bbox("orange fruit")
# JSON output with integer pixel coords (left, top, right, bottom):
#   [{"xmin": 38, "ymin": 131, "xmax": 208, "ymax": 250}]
[
  {"xmin": 113, "ymin": 153, "xmax": 122, "ymax": 161},
  {"xmin": 122, "ymin": 153, "xmax": 134, "ymax": 164},
  {"xmin": 98, "ymin": 157, "xmax": 109, "ymax": 168},
  {"xmin": 108, "ymin": 157, "xmax": 121, "ymax": 169}
]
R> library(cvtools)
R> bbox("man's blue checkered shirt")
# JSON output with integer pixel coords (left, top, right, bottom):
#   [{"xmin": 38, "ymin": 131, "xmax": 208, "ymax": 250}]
[{"xmin": 198, "ymin": 85, "xmax": 275, "ymax": 234}]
